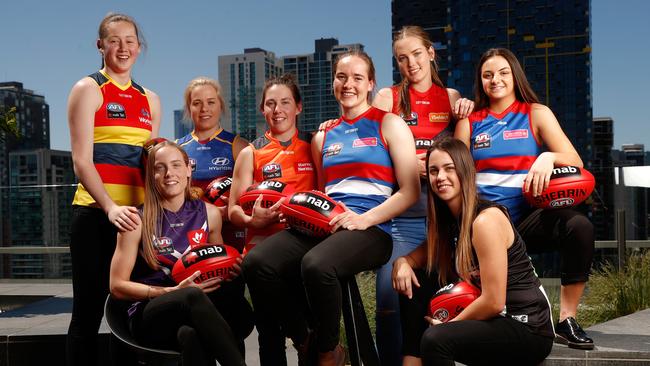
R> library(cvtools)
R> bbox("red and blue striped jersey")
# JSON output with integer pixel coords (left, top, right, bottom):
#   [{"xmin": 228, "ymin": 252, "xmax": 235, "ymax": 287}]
[{"xmin": 469, "ymin": 100, "xmax": 542, "ymax": 223}]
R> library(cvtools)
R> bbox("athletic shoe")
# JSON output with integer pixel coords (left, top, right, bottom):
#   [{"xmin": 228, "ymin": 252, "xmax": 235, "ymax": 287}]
[{"xmin": 555, "ymin": 317, "xmax": 594, "ymax": 350}]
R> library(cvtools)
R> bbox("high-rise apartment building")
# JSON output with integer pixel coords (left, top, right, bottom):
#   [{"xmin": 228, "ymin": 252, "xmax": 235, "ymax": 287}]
[
  {"xmin": 283, "ymin": 39, "xmax": 363, "ymax": 132},
  {"xmin": 174, "ymin": 109, "xmax": 192, "ymax": 140},
  {"xmin": 218, "ymin": 48, "xmax": 283, "ymax": 141},
  {"xmin": 8, "ymin": 148, "xmax": 74, "ymax": 278},
  {"xmin": 0, "ymin": 82, "xmax": 50, "ymax": 249},
  {"xmin": 591, "ymin": 117, "xmax": 614, "ymax": 240},
  {"xmin": 391, "ymin": 0, "xmax": 593, "ymax": 165},
  {"xmin": 614, "ymin": 144, "xmax": 647, "ymax": 240}
]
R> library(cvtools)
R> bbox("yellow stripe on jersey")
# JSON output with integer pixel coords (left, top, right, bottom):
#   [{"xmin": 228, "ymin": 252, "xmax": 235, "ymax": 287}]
[
  {"xmin": 94, "ymin": 126, "xmax": 152, "ymax": 146},
  {"xmin": 72, "ymin": 182, "xmax": 145, "ymax": 207}
]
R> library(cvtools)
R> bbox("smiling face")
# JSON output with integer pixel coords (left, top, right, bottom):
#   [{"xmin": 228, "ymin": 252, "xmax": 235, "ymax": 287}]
[
  {"xmin": 189, "ymin": 84, "xmax": 222, "ymax": 134},
  {"xmin": 153, "ymin": 146, "xmax": 192, "ymax": 200},
  {"xmin": 394, "ymin": 36, "xmax": 435, "ymax": 85},
  {"xmin": 480, "ymin": 55, "xmax": 516, "ymax": 103},
  {"xmin": 333, "ymin": 55, "xmax": 375, "ymax": 115},
  {"xmin": 262, "ymin": 84, "xmax": 302, "ymax": 139},
  {"xmin": 428, "ymin": 149, "xmax": 462, "ymax": 206},
  {"xmin": 98, "ymin": 20, "xmax": 140, "ymax": 75}
]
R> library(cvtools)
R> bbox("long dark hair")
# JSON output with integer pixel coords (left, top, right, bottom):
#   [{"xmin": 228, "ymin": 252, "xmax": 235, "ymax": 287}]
[
  {"xmin": 393, "ymin": 26, "xmax": 445, "ymax": 118},
  {"xmin": 474, "ymin": 48, "xmax": 539, "ymax": 110},
  {"xmin": 425, "ymin": 137, "xmax": 479, "ymax": 285}
]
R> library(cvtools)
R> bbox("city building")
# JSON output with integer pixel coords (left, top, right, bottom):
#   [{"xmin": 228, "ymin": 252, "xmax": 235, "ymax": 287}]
[
  {"xmin": 592, "ymin": 117, "xmax": 615, "ymax": 240},
  {"xmin": 218, "ymin": 48, "xmax": 283, "ymax": 141},
  {"xmin": 7, "ymin": 148, "xmax": 74, "ymax": 278},
  {"xmin": 0, "ymin": 82, "xmax": 50, "ymax": 259},
  {"xmin": 613, "ymin": 144, "xmax": 648, "ymax": 240},
  {"xmin": 283, "ymin": 39, "xmax": 364, "ymax": 132},
  {"xmin": 174, "ymin": 109, "xmax": 192, "ymax": 140},
  {"xmin": 391, "ymin": 0, "xmax": 593, "ymax": 166}
]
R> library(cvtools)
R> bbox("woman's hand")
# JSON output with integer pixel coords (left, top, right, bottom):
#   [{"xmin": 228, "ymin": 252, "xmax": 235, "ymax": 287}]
[
  {"xmin": 317, "ymin": 118, "xmax": 338, "ymax": 132},
  {"xmin": 328, "ymin": 202, "xmax": 370, "ymax": 232},
  {"xmin": 176, "ymin": 270, "xmax": 223, "ymax": 293},
  {"xmin": 107, "ymin": 205, "xmax": 141, "ymax": 232},
  {"xmin": 523, "ymin": 152, "xmax": 555, "ymax": 197},
  {"xmin": 225, "ymin": 257, "xmax": 243, "ymax": 281},
  {"xmin": 453, "ymin": 97, "xmax": 475, "ymax": 120},
  {"xmin": 249, "ymin": 195, "xmax": 284, "ymax": 229},
  {"xmin": 416, "ymin": 152, "xmax": 428, "ymax": 178},
  {"xmin": 217, "ymin": 196, "xmax": 229, "ymax": 222},
  {"xmin": 392, "ymin": 256, "xmax": 420, "ymax": 299},
  {"xmin": 424, "ymin": 316, "xmax": 443, "ymax": 327}
]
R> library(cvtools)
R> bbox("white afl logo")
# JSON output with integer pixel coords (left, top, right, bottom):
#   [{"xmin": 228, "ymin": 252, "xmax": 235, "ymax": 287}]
[{"xmin": 211, "ymin": 157, "xmax": 230, "ymax": 166}]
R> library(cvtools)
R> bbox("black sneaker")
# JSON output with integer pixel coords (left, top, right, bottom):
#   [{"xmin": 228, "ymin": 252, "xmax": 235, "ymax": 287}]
[{"xmin": 555, "ymin": 317, "xmax": 594, "ymax": 350}]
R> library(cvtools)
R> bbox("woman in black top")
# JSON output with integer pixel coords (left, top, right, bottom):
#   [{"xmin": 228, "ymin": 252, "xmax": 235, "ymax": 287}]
[{"xmin": 392, "ymin": 137, "xmax": 554, "ymax": 365}]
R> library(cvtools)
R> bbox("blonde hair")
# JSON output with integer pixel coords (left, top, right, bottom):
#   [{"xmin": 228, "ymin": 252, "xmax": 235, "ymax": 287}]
[
  {"xmin": 392, "ymin": 26, "xmax": 444, "ymax": 118},
  {"xmin": 183, "ymin": 77, "xmax": 227, "ymax": 122},
  {"xmin": 141, "ymin": 140, "xmax": 193, "ymax": 269},
  {"xmin": 424, "ymin": 137, "xmax": 478, "ymax": 285}
]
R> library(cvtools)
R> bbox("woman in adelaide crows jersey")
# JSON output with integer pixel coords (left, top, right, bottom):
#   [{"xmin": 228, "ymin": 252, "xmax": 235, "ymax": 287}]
[
  {"xmin": 393, "ymin": 137, "xmax": 554, "ymax": 365},
  {"xmin": 371, "ymin": 25, "xmax": 475, "ymax": 365},
  {"xmin": 66, "ymin": 13, "xmax": 160, "ymax": 365},
  {"xmin": 455, "ymin": 48, "xmax": 594, "ymax": 350},
  {"xmin": 243, "ymin": 50, "xmax": 419, "ymax": 366},
  {"xmin": 110, "ymin": 140, "xmax": 245, "ymax": 366}
]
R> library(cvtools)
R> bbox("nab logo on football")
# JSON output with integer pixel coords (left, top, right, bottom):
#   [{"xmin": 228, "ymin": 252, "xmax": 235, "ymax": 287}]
[
  {"xmin": 473, "ymin": 133, "xmax": 491, "ymax": 149},
  {"xmin": 263, "ymin": 163, "xmax": 282, "ymax": 179},
  {"xmin": 551, "ymin": 166, "xmax": 579, "ymax": 179},
  {"xmin": 106, "ymin": 103, "xmax": 126, "ymax": 119},
  {"xmin": 290, "ymin": 192, "xmax": 333, "ymax": 216}
]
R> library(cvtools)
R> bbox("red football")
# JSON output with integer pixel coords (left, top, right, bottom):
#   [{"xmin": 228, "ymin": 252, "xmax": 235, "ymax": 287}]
[
  {"xmin": 203, "ymin": 176, "xmax": 232, "ymax": 207},
  {"xmin": 281, "ymin": 190, "xmax": 346, "ymax": 237},
  {"xmin": 429, "ymin": 281, "xmax": 481, "ymax": 322},
  {"xmin": 523, "ymin": 166, "xmax": 595, "ymax": 209},
  {"xmin": 171, "ymin": 244, "xmax": 240, "ymax": 284},
  {"xmin": 238, "ymin": 180, "xmax": 294, "ymax": 215}
]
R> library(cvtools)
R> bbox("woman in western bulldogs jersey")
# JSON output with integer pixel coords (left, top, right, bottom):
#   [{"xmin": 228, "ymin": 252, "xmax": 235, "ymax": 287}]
[
  {"xmin": 371, "ymin": 25, "xmax": 475, "ymax": 365},
  {"xmin": 66, "ymin": 13, "xmax": 161, "ymax": 365},
  {"xmin": 455, "ymin": 48, "xmax": 594, "ymax": 350},
  {"xmin": 110, "ymin": 141, "xmax": 246, "ymax": 366},
  {"xmin": 176, "ymin": 77, "xmax": 248, "ymax": 252},
  {"xmin": 393, "ymin": 137, "xmax": 554, "ymax": 365},
  {"xmin": 229, "ymin": 74, "xmax": 316, "ymax": 365},
  {"xmin": 243, "ymin": 51, "xmax": 419, "ymax": 366}
]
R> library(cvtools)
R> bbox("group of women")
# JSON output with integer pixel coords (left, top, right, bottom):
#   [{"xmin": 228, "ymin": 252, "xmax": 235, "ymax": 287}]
[{"xmin": 66, "ymin": 12, "xmax": 594, "ymax": 366}]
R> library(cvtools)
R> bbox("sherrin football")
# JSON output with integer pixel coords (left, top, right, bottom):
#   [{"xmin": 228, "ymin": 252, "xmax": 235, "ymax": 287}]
[
  {"xmin": 203, "ymin": 176, "xmax": 232, "ymax": 207},
  {"xmin": 281, "ymin": 190, "xmax": 346, "ymax": 237},
  {"xmin": 429, "ymin": 281, "xmax": 481, "ymax": 322},
  {"xmin": 523, "ymin": 166, "xmax": 595, "ymax": 209},
  {"xmin": 171, "ymin": 244, "xmax": 240, "ymax": 284},
  {"xmin": 238, "ymin": 180, "xmax": 294, "ymax": 215}
]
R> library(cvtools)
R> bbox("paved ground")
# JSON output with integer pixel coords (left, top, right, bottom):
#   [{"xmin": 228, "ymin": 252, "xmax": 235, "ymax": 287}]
[{"xmin": 1, "ymin": 283, "xmax": 649, "ymax": 365}]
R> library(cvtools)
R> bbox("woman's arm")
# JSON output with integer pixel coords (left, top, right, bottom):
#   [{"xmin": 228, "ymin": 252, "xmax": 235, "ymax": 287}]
[
  {"xmin": 206, "ymin": 202, "xmax": 224, "ymax": 244},
  {"xmin": 109, "ymin": 225, "xmax": 158, "ymax": 300},
  {"xmin": 310, "ymin": 131, "xmax": 326, "ymax": 191},
  {"xmin": 144, "ymin": 88, "xmax": 161, "ymax": 139},
  {"xmin": 392, "ymin": 243, "xmax": 427, "ymax": 298},
  {"xmin": 372, "ymin": 87, "xmax": 394, "ymax": 113},
  {"xmin": 452, "ymin": 208, "xmax": 512, "ymax": 321},
  {"xmin": 68, "ymin": 78, "xmax": 140, "ymax": 231},
  {"xmin": 453, "ymin": 117, "xmax": 471, "ymax": 147},
  {"xmin": 525, "ymin": 104, "xmax": 583, "ymax": 196},
  {"xmin": 330, "ymin": 113, "xmax": 419, "ymax": 231},
  {"xmin": 447, "ymin": 88, "xmax": 474, "ymax": 121},
  {"xmin": 232, "ymin": 135, "xmax": 250, "ymax": 161}
]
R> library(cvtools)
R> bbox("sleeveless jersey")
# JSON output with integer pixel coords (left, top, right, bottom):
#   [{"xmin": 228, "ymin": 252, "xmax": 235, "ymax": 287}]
[
  {"xmin": 72, "ymin": 70, "xmax": 152, "ymax": 207},
  {"xmin": 177, "ymin": 128, "xmax": 244, "ymax": 251},
  {"xmin": 131, "ymin": 199, "xmax": 209, "ymax": 287},
  {"xmin": 391, "ymin": 84, "xmax": 452, "ymax": 217},
  {"xmin": 322, "ymin": 107, "xmax": 395, "ymax": 233},
  {"xmin": 461, "ymin": 201, "xmax": 554, "ymax": 338},
  {"xmin": 247, "ymin": 130, "xmax": 316, "ymax": 244},
  {"xmin": 468, "ymin": 100, "xmax": 542, "ymax": 224}
]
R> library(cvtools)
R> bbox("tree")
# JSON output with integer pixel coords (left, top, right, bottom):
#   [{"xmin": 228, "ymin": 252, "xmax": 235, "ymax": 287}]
[{"xmin": 0, "ymin": 106, "xmax": 19, "ymax": 141}]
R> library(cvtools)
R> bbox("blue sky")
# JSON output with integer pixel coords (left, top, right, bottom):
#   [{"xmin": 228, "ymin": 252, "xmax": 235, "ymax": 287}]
[{"xmin": 1, "ymin": 0, "xmax": 648, "ymax": 151}]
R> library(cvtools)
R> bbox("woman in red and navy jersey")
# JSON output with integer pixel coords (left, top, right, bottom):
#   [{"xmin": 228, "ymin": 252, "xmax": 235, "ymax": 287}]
[
  {"xmin": 67, "ymin": 13, "xmax": 160, "ymax": 365},
  {"xmin": 243, "ymin": 50, "xmax": 419, "ymax": 366},
  {"xmin": 455, "ymin": 48, "xmax": 594, "ymax": 350},
  {"xmin": 372, "ymin": 25, "xmax": 474, "ymax": 365},
  {"xmin": 110, "ymin": 140, "xmax": 245, "ymax": 366}
]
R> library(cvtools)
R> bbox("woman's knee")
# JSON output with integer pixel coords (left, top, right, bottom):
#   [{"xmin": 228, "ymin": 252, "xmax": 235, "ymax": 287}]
[
  {"xmin": 301, "ymin": 251, "xmax": 337, "ymax": 286},
  {"xmin": 420, "ymin": 326, "xmax": 451, "ymax": 359}
]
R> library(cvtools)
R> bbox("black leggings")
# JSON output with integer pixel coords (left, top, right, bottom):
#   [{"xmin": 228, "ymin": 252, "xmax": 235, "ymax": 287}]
[
  {"xmin": 131, "ymin": 287, "xmax": 245, "ymax": 366},
  {"xmin": 206, "ymin": 276, "xmax": 254, "ymax": 354},
  {"xmin": 517, "ymin": 208, "xmax": 594, "ymax": 285},
  {"xmin": 243, "ymin": 227, "xmax": 392, "ymax": 359},
  {"xmin": 67, "ymin": 205, "xmax": 117, "ymax": 366},
  {"xmin": 400, "ymin": 270, "xmax": 552, "ymax": 365}
]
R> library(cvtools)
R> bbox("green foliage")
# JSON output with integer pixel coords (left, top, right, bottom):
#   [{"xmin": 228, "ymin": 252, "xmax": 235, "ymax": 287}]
[
  {"xmin": 1, "ymin": 106, "xmax": 19, "ymax": 140},
  {"xmin": 579, "ymin": 250, "xmax": 650, "ymax": 327}
]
